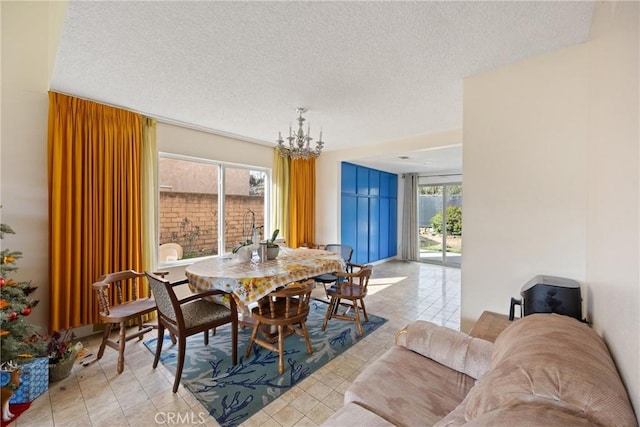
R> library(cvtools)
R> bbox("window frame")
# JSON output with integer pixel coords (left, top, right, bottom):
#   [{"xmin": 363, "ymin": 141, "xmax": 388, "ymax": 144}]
[{"xmin": 157, "ymin": 152, "xmax": 271, "ymax": 268}]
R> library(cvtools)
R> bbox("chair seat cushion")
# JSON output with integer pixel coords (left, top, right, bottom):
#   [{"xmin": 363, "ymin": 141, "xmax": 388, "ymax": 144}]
[
  {"xmin": 314, "ymin": 273, "xmax": 338, "ymax": 283},
  {"xmin": 181, "ymin": 300, "xmax": 232, "ymax": 329}
]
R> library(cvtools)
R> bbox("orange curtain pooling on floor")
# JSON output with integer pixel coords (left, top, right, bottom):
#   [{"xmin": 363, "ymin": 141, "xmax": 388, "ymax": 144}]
[
  {"xmin": 288, "ymin": 157, "xmax": 315, "ymax": 248},
  {"xmin": 48, "ymin": 92, "xmax": 144, "ymax": 330}
]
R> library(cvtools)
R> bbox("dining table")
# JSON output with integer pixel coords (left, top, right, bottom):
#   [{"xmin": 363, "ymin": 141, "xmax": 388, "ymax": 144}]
[{"xmin": 185, "ymin": 247, "xmax": 346, "ymax": 310}]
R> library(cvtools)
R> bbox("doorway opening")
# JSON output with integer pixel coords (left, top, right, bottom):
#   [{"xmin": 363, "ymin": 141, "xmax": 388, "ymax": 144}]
[{"xmin": 418, "ymin": 183, "xmax": 462, "ymax": 266}]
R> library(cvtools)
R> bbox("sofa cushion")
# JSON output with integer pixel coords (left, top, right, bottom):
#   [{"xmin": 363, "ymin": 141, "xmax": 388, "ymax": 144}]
[
  {"xmin": 399, "ymin": 320, "xmax": 493, "ymax": 380},
  {"xmin": 432, "ymin": 399, "xmax": 467, "ymax": 427},
  {"xmin": 345, "ymin": 345, "xmax": 476, "ymax": 426},
  {"xmin": 464, "ymin": 401, "xmax": 599, "ymax": 427},
  {"xmin": 463, "ymin": 313, "xmax": 637, "ymax": 426},
  {"xmin": 322, "ymin": 402, "xmax": 395, "ymax": 427}
]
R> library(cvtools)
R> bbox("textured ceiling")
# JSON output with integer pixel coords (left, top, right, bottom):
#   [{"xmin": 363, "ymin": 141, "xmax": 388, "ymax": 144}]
[{"xmin": 50, "ymin": 1, "xmax": 594, "ymax": 174}]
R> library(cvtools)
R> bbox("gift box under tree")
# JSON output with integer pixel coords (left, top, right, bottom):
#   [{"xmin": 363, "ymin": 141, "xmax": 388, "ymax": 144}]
[{"xmin": 0, "ymin": 357, "xmax": 49, "ymax": 403}]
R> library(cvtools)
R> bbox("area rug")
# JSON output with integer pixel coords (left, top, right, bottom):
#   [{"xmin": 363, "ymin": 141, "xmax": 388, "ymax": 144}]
[{"xmin": 144, "ymin": 299, "xmax": 386, "ymax": 427}]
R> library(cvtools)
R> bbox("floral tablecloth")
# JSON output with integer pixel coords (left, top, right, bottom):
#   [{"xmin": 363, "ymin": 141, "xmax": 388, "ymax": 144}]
[{"xmin": 185, "ymin": 248, "xmax": 345, "ymax": 307}]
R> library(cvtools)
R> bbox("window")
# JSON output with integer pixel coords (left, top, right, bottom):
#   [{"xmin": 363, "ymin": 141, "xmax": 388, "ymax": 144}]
[
  {"xmin": 158, "ymin": 153, "xmax": 270, "ymax": 265},
  {"xmin": 223, "ymin": 167, "xmax": 267, "ymax": 253}
]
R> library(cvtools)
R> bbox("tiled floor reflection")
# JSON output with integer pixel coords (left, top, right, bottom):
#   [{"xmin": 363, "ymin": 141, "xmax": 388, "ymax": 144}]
[{"xmin": 11, "ymin": 260, "xmax": 460, "ymax": 427}]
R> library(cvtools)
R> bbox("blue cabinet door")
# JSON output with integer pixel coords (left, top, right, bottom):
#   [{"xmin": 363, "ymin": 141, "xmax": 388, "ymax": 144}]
[
  {"xmin": 379, "ymin": 198, "xmax": 390, "ymax": 259},
  {"xmin": 369, "ymin": 170, "xmax": 380, "ymax": 197},
  {"xmin": 357, "ymin": 167, "xmax": 369, "ymax": 195},
  {"xmin": 389, "ymin": 197, "xmax": 398, "ymax": 256},
  {"xmin": 341, "ymin": 195, "xmax": 357, "ymax": 252},
  {"xmin": 369, "ymin": 197, "xmax": 379, "ymax": 261},
  {"xmin": 380, "ymin": 172, "xmax": 390, "ymax": 197},
  {"xmin": 342, "ymin": 163, "xmax": 357, "ymax": 195},
  {"xmin": 389, "ymin": 174, "xmax": 398, "ymax": 198},
  {"xmin": 356, "ymin": 197, "xmax": 369, "ymax": 263}
]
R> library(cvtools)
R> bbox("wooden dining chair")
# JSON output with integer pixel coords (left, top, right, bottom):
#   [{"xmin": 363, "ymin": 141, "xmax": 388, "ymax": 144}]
[
  {"xmin": 322, "ymin": 263, "xmax": 373, "ymax": 336},
  {"xmin": 93, "ymin": 270, "xmax": 159, "ymax": 374},
  {"xmin": 245, "ymin": 279, "xmax": 314, "ymax": 375},
  {"xmin": 145, "ymin": 272, "xmax": 238, "ymax": 392}
]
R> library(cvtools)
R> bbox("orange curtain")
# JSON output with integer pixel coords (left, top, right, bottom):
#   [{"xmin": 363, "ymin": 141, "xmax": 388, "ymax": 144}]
[
  {"xmin": 47, "ymin": 92, "xmax": 144, "ymax": 330},
  {"xmin": 288, "ymin": 157, "xmax": 315, "ymax": 248}
]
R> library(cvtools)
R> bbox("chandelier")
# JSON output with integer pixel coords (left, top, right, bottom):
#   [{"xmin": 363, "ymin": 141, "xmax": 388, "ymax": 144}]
[{"xmin": 276, "ymin": 108, "xmax": 325, "ymax": 159}]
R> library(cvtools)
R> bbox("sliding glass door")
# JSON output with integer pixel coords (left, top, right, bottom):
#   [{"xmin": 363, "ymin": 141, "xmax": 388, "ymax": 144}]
[{"xmin": 418, "ymin": 183, "xmax": 462, "ymax": 266}]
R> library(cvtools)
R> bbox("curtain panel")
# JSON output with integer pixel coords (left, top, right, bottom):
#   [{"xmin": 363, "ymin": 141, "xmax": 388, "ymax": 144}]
[
  {"xmin": 271, "ymin": 148, "xmax": 290, "ymax": 244},
  {"xmin": 47, "ymin": 92, "xmax": 144, "ymax": 330},
  {"xmin": 401, "ymin": 173, "xmax": 419, "ymax": 260},
  {"xmin": 141, "ymin": 117, "xmax": 157, "ymax": 273},
  {"xmin": 288, "ymin": 157, "xmax": 315, "ymax": 248}
]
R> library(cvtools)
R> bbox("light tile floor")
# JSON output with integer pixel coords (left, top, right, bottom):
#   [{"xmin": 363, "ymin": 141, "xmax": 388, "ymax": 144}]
[{"xmin": 10, "ymin": 260, "xmax": 460, "ymax": 427}]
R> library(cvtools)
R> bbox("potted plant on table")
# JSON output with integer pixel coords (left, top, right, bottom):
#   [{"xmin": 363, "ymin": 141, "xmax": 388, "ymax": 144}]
[{"xmin": 266, "ymin": 229, "xmax": 280, "ymax": 260}]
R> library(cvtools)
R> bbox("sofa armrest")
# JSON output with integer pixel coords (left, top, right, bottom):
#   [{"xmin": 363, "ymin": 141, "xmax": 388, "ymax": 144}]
[{"xmin": 395, "ymin": 320, "xmax": 493, "ymax": 380}]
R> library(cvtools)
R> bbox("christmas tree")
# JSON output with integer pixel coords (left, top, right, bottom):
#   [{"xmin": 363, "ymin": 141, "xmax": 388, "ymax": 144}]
[{"xmin": 0, "ymin": 223, "xmax": 45, "ymax": 363}]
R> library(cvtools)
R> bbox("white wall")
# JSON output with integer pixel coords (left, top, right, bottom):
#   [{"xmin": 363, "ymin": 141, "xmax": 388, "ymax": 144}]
[
  {"xmin": 157, "ymin": 122, "xmax": 273, "ymax": 169},
  {"xmin": 586, "ymin": 1, "xmax": 639, "ymax": 413},
  {"xmin": 1, "ymin": 1, "xmax": 67, "ymax": 329},
  {"xmin": 463, "ymin": 1, "xmax": 639, "ymax": 413},
  {"xmin": 462, "ymin": 44, "xmax": 589, "ymax": 330},
  {"xmin": 315, "ymin": 129, "xmax": 462, "ymax": 247}
]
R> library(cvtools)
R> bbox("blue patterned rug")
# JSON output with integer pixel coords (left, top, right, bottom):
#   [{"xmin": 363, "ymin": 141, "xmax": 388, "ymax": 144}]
[{"xmin": 144, "ymin": 299, "xmax": 387, "ymax": 426}]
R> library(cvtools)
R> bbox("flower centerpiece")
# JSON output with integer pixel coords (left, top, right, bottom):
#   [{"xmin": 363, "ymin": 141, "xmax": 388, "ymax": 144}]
[{"xmin": 45, "ymin": 330, "xmax": 83, "ymax": 382}]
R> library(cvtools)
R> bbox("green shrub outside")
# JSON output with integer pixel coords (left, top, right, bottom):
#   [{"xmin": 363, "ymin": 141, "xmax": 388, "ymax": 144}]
[{"xmin": 430, "ymin": 206, "xmax": 462, "ymax": 236}]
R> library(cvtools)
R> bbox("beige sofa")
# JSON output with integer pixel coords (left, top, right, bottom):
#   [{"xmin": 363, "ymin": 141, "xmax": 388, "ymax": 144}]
[{"xmin": 323, "ymin": 313, "xmax": 637, "ymax": 426}]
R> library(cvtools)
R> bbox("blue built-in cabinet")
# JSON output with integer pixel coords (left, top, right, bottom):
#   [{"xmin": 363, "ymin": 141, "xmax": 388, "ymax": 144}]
[{"xmin": 341, "ymin": 162, "xmax": 398, "ymax": 264}]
